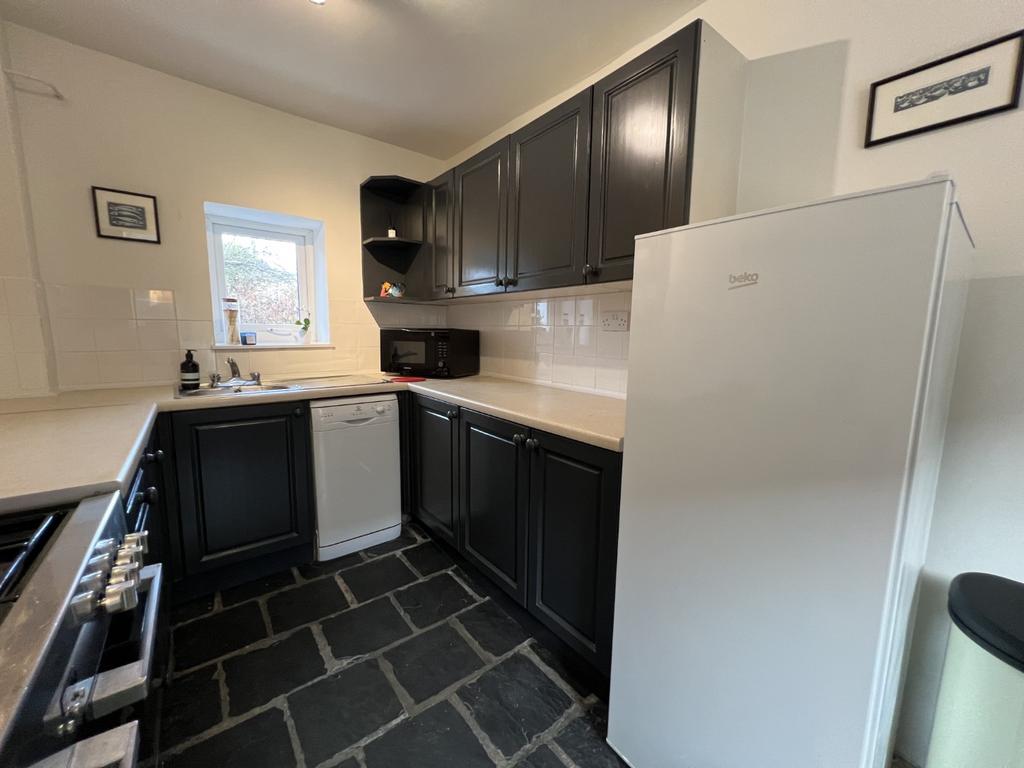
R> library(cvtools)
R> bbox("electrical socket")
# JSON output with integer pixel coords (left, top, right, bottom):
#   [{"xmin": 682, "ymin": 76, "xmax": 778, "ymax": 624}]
[{"xmin": 600, "ymin": 310, "xmax": 630, "ymax": 332}]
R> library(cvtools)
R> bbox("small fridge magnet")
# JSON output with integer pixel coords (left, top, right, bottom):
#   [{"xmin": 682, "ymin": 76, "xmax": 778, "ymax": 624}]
[
  {"xmin": 865, "ymin": 29, "xmax": 1024, "ymax": 147},
  {"xmin": 91, "ymin": 186, "xmax": 161, "ymax": 243}
]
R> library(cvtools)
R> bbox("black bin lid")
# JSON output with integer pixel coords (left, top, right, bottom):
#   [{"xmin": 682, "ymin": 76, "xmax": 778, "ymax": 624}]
[{"xmin": 948, "ymin": 572, "xmax": 1024, "ymax": 674}]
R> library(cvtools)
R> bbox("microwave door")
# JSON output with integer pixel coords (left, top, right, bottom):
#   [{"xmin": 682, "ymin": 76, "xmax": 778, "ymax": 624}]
[{"xmin": 387, "ymin": 337, "xmax": 429, "ymax": 373}]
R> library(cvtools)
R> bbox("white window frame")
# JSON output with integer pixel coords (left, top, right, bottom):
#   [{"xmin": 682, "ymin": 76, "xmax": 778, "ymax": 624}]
[{"xmin": 204, "ymin": 202, "xmax": 329, "ymax": 346}]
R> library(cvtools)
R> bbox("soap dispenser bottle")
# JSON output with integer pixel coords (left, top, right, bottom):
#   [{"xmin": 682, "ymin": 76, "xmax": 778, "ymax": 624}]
[{"xmin": 180, "ymin": 349, "xmax": 200, "ymax": 391}]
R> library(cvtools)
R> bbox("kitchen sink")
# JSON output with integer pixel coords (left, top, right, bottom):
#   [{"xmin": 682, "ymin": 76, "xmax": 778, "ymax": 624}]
[{"xmin": 176, "ymin": 383, "xmax": 298, "ymax": 397}]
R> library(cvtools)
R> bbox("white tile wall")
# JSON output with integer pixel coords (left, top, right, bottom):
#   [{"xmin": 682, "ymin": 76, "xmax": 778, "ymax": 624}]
[
  {"xmin": 0, "ymin": 277, "xmax": 52, "ymax": 398},
  {"xmin": 448, "ymin": 288, "xmax": 631, "ymax": 396},
  {"xmin": 42, "ymin": 284, "xmax": 451, "ymax": 390}
]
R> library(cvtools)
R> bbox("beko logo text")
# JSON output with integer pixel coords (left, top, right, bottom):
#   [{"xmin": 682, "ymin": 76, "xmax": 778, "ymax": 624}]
[{"xmin": 728, "ymin": 272, "xmax": 759, "ymax": 290}]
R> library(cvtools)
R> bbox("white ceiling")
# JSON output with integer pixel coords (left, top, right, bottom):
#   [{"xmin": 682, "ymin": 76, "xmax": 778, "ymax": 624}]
[{"xmin": 0, "ymin": 0, "xmax": 703, "ymax": 159}]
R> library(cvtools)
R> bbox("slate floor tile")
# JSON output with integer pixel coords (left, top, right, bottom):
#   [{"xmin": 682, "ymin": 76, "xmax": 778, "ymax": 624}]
[
  {"xmin": 516, "ymin": 745, "xmax": 566, "ymax": 767},
  {"xmin": 160, "ymin": 665, "xmax": 222, "ymax": 748},
  {"xmin": 363, "ymin": 700, "xmax": 494, "ymax": 768},
  {"xmin": 341, "ymin": 555, "xmax": 419, "ymax": 603},
  {"xmin": 320, "ymin": 596, "xmax": 412, "ymax": 659},
  {"xmin": 265, "ymin": 578, "xmax": 348, "ymax": 633},
  {"xmin": 297, "ymin": 552, "xmax": 364, "ymax": 580},
  {"xmin": 173, "ymin": 602, "xmax": 266, "ymax": 670},
  {"xmin": 530, "ymin": 642, "xmax": 593, "ymax": 699},
  {"xmin": 221, "ymin": 570, "xmax": 295, "ymax": 607},
  {"xmin": 456, "ymin": 599, "xmax": 531, "ymax": 657},
  {"xmin": 171, "ymin": 595, "xmax": 215, "ymax": 626},
  {"xmin": 363, "ymin": 527, "xmax": 418, "ymax": 557},
  {"xmin": 403, "ymin": 541, "xmax": 454, "ymax": 576},
  {"xmin": 163, "ymin": 708, "xmax": 296, "ymax": 768},
  {"xmin": 288, "ymin": 660, "xmax": 403, "ymax": 766},
  {"xmin": 223, "ymin": 627, "xmax": 325, "ymax": 715},
  {"xmin": 384, "ymin": 623, "xmax": 483, "ymax": 703},
  {"xmin": 458, "ymin": 653, "xmax": 572, "ymax": 758},
  {"xmin": 554, "ymin": 706, "xmax": 627, "ymax": 768},
  {"xmin": 393, "ymin": 572, "xmax": 476, "ymax": 628}
]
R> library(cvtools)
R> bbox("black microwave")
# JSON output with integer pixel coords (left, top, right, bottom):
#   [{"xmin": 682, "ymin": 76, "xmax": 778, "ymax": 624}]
[{"xmin": 380, "ymin": 328, "xmax": 479, "ymax": 378}]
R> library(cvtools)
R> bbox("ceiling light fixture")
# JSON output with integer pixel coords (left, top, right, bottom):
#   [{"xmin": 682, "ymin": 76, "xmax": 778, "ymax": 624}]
[{"xmin": 309, "ymin": 0, "xmax": 326, "ymax": 5}]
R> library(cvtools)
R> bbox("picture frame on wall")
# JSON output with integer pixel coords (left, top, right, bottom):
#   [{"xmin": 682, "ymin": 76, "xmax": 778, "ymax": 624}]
[
  {"xmin": 865, "ymin": 29, "xmax": 1024, "ymax": 147},
  {"xmin": 91, "ymin": 186, "xmax": 161, "ymax": 244}
]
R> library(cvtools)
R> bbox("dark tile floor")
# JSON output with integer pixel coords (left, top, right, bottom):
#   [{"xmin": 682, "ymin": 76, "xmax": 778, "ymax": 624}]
[{"xmin": 155, "ymin": 526, "xmax": 624, "ymax": 768}]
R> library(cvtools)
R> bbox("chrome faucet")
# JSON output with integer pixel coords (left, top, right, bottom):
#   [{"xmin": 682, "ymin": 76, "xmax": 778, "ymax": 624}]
[{"xmin": 222, "ymin": 357, "xmax": 261, "ymax": 386}]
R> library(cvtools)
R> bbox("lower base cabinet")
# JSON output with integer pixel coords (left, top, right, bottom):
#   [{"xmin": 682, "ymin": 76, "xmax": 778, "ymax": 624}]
[
  {"xmin": 528, "ymin": 432, "xmax": 621, "ymax": 672},
  {"xmin": 409, "ymin": 394, "xmax": 622, "ymax": 674},
  {"xmin": 169, "ymin": 402, "xmax": 314, "ymax": 578}
]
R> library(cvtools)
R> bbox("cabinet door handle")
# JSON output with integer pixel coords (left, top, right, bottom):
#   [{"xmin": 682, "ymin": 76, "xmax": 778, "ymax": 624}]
[
  {"xmin": 144, "ymin": 449, "xmax": 164, "ymax": 464},
  {"xmin": 512, "ymin": 433, "xmax": 525, "ymax": 446},
  {"xmin": 144, "ymin": 486, "xmax": 159, "ymax": 505},
  {"xmin": 293, "ymin": 408, "xmax": 303, "ymax": 417},
  {"xmin": 446, "ymin": 410, "xmax": 458, "ymax": 420},
  {"xmin": 525, "ymin": 438, "xmax": 540, "ymax": 451},
  {"xmin": 494, "ymin": 278, "xmax": 504, "ymax": 287},
  {"xmin": 583, "ymin": 264, "xmax": 599, "ymax": 278},
  {"xmin": 447, "ymin": 287, "xmax": 457, "ymax": 295}
]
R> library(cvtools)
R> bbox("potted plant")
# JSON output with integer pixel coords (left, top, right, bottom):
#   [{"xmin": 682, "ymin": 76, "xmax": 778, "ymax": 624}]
[{"xmin": 294, "ymin": 309, "xmax": 312, "ymax": 344}]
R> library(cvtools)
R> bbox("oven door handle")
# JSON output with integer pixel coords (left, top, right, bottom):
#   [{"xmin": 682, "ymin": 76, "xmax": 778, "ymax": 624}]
[
  {"xmin": 87, "ymin": 564, "xmax": 163, "ymax": 719},
  {"xmin": 28, "ymin": 720, "xmax": 139, "ymax": 768}
]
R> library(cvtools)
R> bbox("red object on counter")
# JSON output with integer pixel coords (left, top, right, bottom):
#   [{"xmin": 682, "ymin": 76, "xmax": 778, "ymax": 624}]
[{"xmin": 389, "ymin": 376, "xmax": 427, "ymax": 382}]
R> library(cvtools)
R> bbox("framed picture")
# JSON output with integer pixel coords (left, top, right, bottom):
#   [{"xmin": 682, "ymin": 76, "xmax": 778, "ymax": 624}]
[
  {"xmin": 91, "ymin": 186, "xmax": 161, "ymax": 243},
  {"xmin": 865, "ymin": 29, "xmax": 1024, "ymax": 147}
]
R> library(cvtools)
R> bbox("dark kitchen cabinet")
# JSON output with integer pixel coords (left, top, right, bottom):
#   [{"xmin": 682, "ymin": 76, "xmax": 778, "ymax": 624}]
[
  {"xmin": 171, "ymin": 402, "xmax": 314, "ymax": 575},
  {"xmin": 507, "ymin": 90, "xmax": 591, "ymax": 292},
  {"xmin": 453, "ymin": 137, "xmax": 509, "ymax": 296},
  {"xmin": 427, "ymin": 171, "xmax": 455, "ymax": 299},
  {"xmin": 587, "ymin": 22, "xmax": 700, "ymax": 283},
  {"xmin": 410, "ymin": 394, "xmax": 460, "ymax": 547},
  {"xmin": 459, "ymin": 410, "xmax": 530, "ymax": 606},
  {"xmin": 527, "ymin": 430, "xmax": 622, "ymax": 672},
  {"xmin": 408, "ymin": 399, "xmax": 622, "ymax": 674}
]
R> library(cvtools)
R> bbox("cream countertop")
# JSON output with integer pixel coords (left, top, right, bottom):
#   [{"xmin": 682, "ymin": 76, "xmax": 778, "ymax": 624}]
[{"xmin": 0, "ymin": 375, "xmax": 625, "ymax": 514}]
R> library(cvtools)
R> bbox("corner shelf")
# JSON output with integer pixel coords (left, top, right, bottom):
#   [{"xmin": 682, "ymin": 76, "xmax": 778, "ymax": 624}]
[
  {"xmin": 363, "ymin": 295, "xmax": 439, "ymax": 306},
  {"xmin": 362, "ymin": 236, "xmax": 423, "ymax": 248},
  {"xmin": 359, "ymin": 175, "xmax": 424, "ymax": 202}
]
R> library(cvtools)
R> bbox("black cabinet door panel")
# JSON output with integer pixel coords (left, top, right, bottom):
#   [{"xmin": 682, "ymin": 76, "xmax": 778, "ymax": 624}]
[
  {"xmin": 428, "ymin": 171, "xmax": 455, "ymax": 299},
  {"xmin": 411, "ymin": 394, "xmax": 459, "ymax": 546},
  {"xmin": 453, "ymin": 137, "xmax": 509, "ymax": 296},
  {"xmin": 508, "ymin": 91, "xmax": 591, "ymax": 292},
  {"xmin": 173, "ymin": 402, "xmax": 313, "ymax": 575},
  {"xmin": 460, "ymin": 410, "xmax": 529, "ymax": 605},
  {"xmin": 528, "ymin": 431, "xmax": 622, "ymax": 672},
  {"xmin": 588, "ymin": 22, "xmax": 699, "ymax": 283}
]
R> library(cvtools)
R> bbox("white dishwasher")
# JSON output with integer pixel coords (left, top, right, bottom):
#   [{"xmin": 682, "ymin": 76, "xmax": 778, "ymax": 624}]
[{"xmin": 311, "ymin": 394, "xmax": 401, "ymax": 560}]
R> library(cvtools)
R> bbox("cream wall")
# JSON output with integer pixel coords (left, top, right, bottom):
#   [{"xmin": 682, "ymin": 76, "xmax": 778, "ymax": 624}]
[
  {"xmin": 443, "ymin": 1, "xmax": 1024, "ymax": 765},
  {"xmin": 0, "ymin": 20, "xmax": 51, "ymax": 398},
  {"xmin": 2, "ymin": 23, "xmax": 444, "ymax": 389}
]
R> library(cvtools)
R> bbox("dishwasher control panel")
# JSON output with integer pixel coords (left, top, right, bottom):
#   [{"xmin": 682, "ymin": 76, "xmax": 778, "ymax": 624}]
[{"xmin": 311, "ymin": 395, "xmax": 398, "ymax": 427}]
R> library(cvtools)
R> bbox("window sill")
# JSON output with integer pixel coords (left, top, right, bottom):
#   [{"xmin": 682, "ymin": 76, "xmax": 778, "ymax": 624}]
[{"xmin": 213, "ymin": 343, "xmax": 334, "ymax": 351}]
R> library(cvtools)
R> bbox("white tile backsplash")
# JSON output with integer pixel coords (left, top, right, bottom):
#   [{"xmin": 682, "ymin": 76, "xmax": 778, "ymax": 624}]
[
  {"xmin": 136, "ymin": 320, "xmax": 179, "ymax": 350},
  {"xmin": 0, "ymin": 277, "xmax": 51, "ymax": 397},
  {"xmin": 448, "ymin": 287, "xmax": 631, "ymax": 396},
  {"xmin": 4, "ymin": 278, "xmax": 41, "ymax": 316},
  {"xmin": 93, "ymin": 319, "xmax": 139, "ymax": 351},
  {"xmin": 133, "ymin": 289, "xmax": 176, "ymax": 320}
]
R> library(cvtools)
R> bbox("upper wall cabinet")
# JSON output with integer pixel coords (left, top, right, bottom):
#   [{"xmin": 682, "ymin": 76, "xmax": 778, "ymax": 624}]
[
  {"xmin": 453, "ymin": 137, "xmax": 510, "ymax": 297},
  {"xmin": 427, "ymin": 171, "xmax": 455, "ymax": 299},
  {"xmin": 587, "ymin": 23, "xmax": 700, "ymax": 283},
  {"xmin": 506, "ymin": 90, "xmax": 592, "ymax": 292}
]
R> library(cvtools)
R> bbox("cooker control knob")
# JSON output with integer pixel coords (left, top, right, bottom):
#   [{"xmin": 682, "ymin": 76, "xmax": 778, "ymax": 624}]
[
  {"xmin": 100, "ymin": 581, "xmax": 139, "ymax": 614},
  {"xmin": 69, "ymin": 590, "xmax": 98, "ymax": 625},
  {"xmin": 375, "ymin": 405, "xmax": 386, "ymax": 414},
  {"xmin": 87, "ymin": 552, "xmax": 113, "ymax": 574},
  {"xmin": 124, "ymin": 530, "xmax": 149, "ymax": 554},
  {"xmin": 108, "ymin": 562, "xmax": 140, "ymax": 585},
  {"xmin": 78, "ymin": 570, "xmax": 107, "ymax": 594},
  {"xmin": 114, "ymin": 544, "xmax": 144, "ymax": 567},
  {"xmin": 94, "ymin": 538, "xmax": 117, "ymax": 556}
]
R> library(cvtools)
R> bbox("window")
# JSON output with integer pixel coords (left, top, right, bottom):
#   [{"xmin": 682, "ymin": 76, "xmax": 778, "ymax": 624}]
[{"xmin": 205, "ymin": 203, "xmax": 328, "ymax": 345}]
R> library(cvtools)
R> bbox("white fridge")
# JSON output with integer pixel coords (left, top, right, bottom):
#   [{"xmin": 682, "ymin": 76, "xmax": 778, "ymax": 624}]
[{"xmin": 608, "ymin": 178, "xmax": 972, "ymax": 768}]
